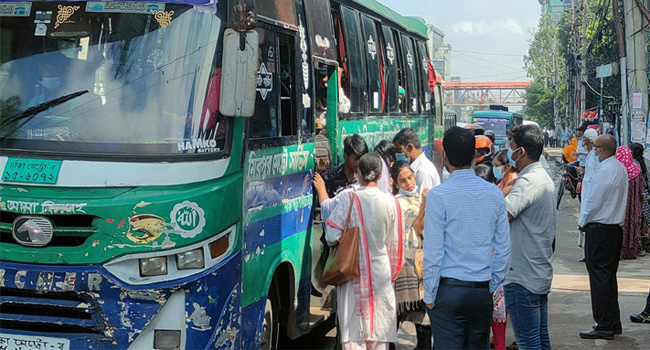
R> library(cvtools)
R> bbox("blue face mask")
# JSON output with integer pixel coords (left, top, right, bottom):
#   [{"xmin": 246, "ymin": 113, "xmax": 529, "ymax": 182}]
[
  {"xmin": 591, "ymin": 150, "xmax": 600, "ymax": 164},
  {"xmin": 493, "ymin": 166, "xmax": 504, "ymax": 181},
  {"xmin": 507, "ymin": 147, "xmax": 521, "ymax": 168},
  {"xmin": 398, "ymin": 186, "xmax": 419, "ymax": 197},
  {"xmin": 395, "ymin": 153, "xmax": 410, "ymax": 163}
]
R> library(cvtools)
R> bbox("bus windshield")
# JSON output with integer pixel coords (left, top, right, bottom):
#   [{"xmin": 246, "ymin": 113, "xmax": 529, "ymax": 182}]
[
  {"xmin": 0, "ymin": 1, "xmax": 229, "ymax": 158},
  {"xmin": 474, "ymin": 117, "xmax": 509, "ymax": 137}
]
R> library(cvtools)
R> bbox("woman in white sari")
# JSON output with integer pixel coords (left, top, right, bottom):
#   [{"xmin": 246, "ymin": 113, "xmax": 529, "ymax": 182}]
[{"xmin": 325, "ymin": 153, "xmax": 405, "ymax": 350}]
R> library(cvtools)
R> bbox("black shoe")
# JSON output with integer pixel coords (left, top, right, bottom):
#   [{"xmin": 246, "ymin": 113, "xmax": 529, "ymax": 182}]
[
  {"xmin": 630, "ymin": 312, "xmax": 650, "ymax": 323},
  {"xmin": 310, "ymin": 284, "xmax": 323, "ymax": 297},
  {"xmin": 579, "ymin": 329, "xmax": 614, "ymax": 340},
  {"xmin": 579, "ymin": 258, "xmax": 585, "ymax": 262}
]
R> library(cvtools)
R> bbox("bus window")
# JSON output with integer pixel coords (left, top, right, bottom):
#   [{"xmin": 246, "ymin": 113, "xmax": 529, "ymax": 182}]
[
  {"xmin": 381, "ymin": 25, "xmax": 399, "ymax": 113},
  {"xmin": 416, "ymin": 40, "xmax": 431, "ymax": 112},
  {"xmin": 392, "ymin": 29, "xmax": 407, "ymax": 113},
  {"xmin": 278, "ymin": 33, "xmax": 297, "ymax": 136},
  {"xmin": 400, "ymin": 34, "xmax": 418, "ymax": 114},
  {"xmin": 361, "ymin": 15, "xmax": 381, "ymax": 113},
  {"xmin": 340, "ymin": 6, "xmax": 366, "ymax": 114},
  {"xmin": 251, "ymin": 27, "xmax": 279, "ymax": 139}
]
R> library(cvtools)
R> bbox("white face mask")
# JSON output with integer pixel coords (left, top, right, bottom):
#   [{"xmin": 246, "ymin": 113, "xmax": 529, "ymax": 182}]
[{"xmin": 398, "ymin": 186, "xmax": 418, "ymax": 197}]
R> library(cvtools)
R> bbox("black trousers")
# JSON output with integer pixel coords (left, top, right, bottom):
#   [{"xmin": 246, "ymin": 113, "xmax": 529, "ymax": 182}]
[
  {"xmin": 584, "ymin": 224, "xmax": 623, "ymax": 331},
  {"xmin": 427, "ymin": 278, "xmax": 492, "ymax": 350}
]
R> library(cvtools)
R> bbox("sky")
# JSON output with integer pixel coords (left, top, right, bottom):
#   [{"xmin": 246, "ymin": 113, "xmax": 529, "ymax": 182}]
[{"xmin": 377, "ymin": 0, "xmax": 543, "ymax": 82}]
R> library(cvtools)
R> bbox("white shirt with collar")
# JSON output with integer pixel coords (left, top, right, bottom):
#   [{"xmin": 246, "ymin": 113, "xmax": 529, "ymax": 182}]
[
  {"xmin": 578, "ymin": 156, "xmax": 629, "ymax": 227},
  {"xmin": 411, "ymin": 152, "xmax": 440, "ymax": 195},
  {"xmin": 579, "ymin": 149, "xmax": 600, "ymax": 219}
]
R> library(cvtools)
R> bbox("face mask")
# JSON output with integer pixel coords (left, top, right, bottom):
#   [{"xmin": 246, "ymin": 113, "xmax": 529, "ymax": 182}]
[
  {"xmin": 493, "ymin": 166, "xmax": 504, "ymax": 181},
  {"xmin": 508, "ymin": 147, "xmax": 521, "ymax": 168},
  {"xmin": 592, "ymin": 151, "xmax": 600, "ymax": 164},
  {"xmin": 41, "ymin": 77, "xmax": 62, "ymax": 91},
  {"xmin": 398, "ymin": 186, "xmax": 418, "ymax": 197},
  {"xmin": 395, "ymin": 153, "xmax": 410, "ymax": 163}
]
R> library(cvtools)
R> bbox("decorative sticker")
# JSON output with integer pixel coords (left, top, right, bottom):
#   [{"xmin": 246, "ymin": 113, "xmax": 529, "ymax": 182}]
[
  {"xmin": 151, "ymin": 9, "xmax": 174, "ymax": 28},
  {"xmin": 407, "ymin": 51, "xmax": 414, "ymax": 70},
  {"xmin": 126, "ymin": 214, "xmax": 167, "ymax": 243},
  {"xmin": 422, "ymin": 58, "xmax": 428, "ymax": 72},
  {"xmin": 54, "ymin": 5, "xmax": 80, "ymax": 29},
  {"xmin": 34, "ymin": 10, "xmax": 52, "ymax": 23},
  {"xmin": 170, "ymin": 201, "xmax": 206, "ymax": 238},
  {"xmin": 257, "ymin": 63, "xmax": 273, "ymax": 101},
  {"xmin": 299, "ymin": 18, "xmax": 311, "ymax": 108},
  {"xmin": 367, "ymin": 35, "xmax": 377, "ymax": 60},
  {"xmin": 1, "ymin": 2, "xmax": 32, "ymax": 17},
  {"xmin": 34, "ymin": 23, "xmax": 47, "ymax": 37},
  {"xmin": 315, "ymin": 34, "xmax": 331, "ymax": 49},
  {"xmin": 386, "ymin": 43, "xmax": 395, "ymax": 65},
  {"xmin": 86, "ymin": 2, "xmax": 165, "ymax": 14}
]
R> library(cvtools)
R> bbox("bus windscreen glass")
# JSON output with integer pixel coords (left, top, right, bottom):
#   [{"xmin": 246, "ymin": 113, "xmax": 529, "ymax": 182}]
[
  {"xmin": 474, "ymin": 117, "xmax": 508, "ymax": 137},
  {"xmin": 0, "ymin": 2, "xmax": 230, "ymax": 157}
]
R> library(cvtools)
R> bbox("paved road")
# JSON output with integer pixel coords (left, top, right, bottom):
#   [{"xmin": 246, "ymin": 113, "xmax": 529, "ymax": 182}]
[{"xmin": 294, "ymin": 154, "xmax": 650, "ymax": 349}]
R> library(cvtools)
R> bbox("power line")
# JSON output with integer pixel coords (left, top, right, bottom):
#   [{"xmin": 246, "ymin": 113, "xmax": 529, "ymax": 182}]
[
  {"xmin": 450, "ymin": 49, "xmax": 524, "ymax": 57},
  {"xmin": 453, "ymin": 51, "xmax": 524, "ymax": 72}
]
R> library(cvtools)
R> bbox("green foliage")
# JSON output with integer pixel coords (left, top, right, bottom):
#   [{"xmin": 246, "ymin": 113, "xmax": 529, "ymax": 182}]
[{"xmin": 525, "ymin": 81, "xmax": 555, "ymax": 127}]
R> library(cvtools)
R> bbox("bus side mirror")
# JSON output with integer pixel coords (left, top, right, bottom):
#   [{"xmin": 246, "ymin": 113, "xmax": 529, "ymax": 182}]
[{"xmin": 219, "ymin": 29, "xmax": 259, "ymax": 117}]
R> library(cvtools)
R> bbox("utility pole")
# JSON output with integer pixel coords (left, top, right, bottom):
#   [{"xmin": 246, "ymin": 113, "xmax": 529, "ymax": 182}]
[
  {"xmin": 580, "ymin": 0, "xmax": 588, "ymax": 131},
  {"xmin": 612, "ymin": 0, "xmax": 628, "ymax": 144},
  {"xmin": 553, "ymin": 36, "xmax": 560, "ymax": 130},
  {"xmin": 624, "ymin": 0, "xmax": 649, "ymax": 147}
]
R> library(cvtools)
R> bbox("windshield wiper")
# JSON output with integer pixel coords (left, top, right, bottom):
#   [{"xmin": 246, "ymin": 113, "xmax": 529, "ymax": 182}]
[{"xmin": 0, "ymin": 90, "xmax": 89, "ymax": 129}]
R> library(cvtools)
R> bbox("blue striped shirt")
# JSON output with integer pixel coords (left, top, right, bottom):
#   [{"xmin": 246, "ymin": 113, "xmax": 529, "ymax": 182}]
[{"xmin": 423, "ymin": 169, "xmax": 510, "ymax": 304}]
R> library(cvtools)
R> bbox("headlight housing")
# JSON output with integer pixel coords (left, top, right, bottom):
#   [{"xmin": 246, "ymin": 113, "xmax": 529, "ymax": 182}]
[{"xmin": 104, "ymin": 225, "xmax": 235, "ymax": 285}]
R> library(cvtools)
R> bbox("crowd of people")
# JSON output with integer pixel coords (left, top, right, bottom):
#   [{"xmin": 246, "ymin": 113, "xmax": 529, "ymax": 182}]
[{"xmin": 312, "ymin": 123, "xmax": 650, "ymax": 350}]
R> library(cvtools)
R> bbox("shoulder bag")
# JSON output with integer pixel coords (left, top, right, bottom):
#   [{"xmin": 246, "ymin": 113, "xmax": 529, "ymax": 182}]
[{"xmin": 322, "ymin": 193, "xmax": 360, "ymax": 286}]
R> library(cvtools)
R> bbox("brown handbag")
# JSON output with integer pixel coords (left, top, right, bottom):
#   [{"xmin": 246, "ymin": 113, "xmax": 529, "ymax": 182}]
[{"xmin": 322, "ymin": 194, "xmax": 360, "ymax": 286}]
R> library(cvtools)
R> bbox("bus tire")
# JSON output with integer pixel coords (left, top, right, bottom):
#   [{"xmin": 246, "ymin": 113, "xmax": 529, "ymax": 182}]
[{"xmin": 261, "ymin": 295, "xmax": 280, "ymax": 350}]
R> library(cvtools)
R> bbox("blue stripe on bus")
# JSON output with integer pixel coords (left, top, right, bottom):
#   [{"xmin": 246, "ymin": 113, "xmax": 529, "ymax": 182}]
[{"xmin": 243, "ymin": 208, "xmax": 311, "ymax": 255}]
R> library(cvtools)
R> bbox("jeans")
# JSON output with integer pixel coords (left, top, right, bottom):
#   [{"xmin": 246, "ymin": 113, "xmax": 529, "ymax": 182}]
[{"xmin": 505, "ymin": 284, "xmax": 550, "ymax": 350}]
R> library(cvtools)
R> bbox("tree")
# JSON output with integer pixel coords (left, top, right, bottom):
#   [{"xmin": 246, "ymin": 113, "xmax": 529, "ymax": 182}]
[{"xmin": 524, "ymin": 81, "xmax": 555, "ymax": 127}]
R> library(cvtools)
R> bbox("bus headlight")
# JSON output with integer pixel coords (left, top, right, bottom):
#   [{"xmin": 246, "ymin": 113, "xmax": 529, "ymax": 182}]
[
  {"xmin": 154, "ymin": 330, "xmax": 181, "ymax": 349},
  {"xmin": 176, "ymin": 248, "xmax": 204, "ymax": 270},
  {"xmin": 139, "ymin": 257, "xmax": 167, "ymax": 276}
]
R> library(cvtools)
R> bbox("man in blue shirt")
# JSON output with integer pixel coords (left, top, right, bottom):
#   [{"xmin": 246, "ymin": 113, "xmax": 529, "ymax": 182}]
[{"xmin": 423, "ymin": 126, "xmax": 510, "ymax": 350}]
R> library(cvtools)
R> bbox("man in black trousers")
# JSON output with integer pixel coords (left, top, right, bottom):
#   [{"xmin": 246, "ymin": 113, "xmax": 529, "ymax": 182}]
[{"xmin": 578, "ymin": 135, "xmax": 629, "ymax": 340}]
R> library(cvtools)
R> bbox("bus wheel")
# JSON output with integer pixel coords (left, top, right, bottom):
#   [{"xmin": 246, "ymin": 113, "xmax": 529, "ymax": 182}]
[{"xmin": 261, "ymin": 297, "xmax": 279, "ymax": 350}]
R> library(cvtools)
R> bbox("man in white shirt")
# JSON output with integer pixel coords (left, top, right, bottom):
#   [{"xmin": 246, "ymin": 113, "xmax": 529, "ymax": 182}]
[
  {"xmin": 393, "ymin": 128, "xmax": 441, "ymax": 195},
  {"xmin": 578, "ymin": 135, "xmax": 628, "ymax": 340},
  {"xmin": 576, "ymin": 128, "xmax": 599, "ymax": 259}
]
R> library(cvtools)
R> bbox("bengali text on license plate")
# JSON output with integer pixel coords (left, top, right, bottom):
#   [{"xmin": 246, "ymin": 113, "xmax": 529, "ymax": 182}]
[{"xmin": 0, "ymin": 333, "xmax": 70, "ymax": 350}]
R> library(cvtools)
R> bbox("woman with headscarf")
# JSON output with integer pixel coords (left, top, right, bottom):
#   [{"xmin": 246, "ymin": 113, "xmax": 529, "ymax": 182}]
[
  {"xmin": 616, "ymin": 146, "xmax": 644, "ymax": 259},
  {"xmin": 325, "ymin": 153, "xmax": 404, "ymax": 350},
  {"xmin": 562, "ymin": 137, "xmax": 578, "ymax": 163},
  {"xmin": 630, "ymin": 143, "xmax": 649, "ymax": 257}
]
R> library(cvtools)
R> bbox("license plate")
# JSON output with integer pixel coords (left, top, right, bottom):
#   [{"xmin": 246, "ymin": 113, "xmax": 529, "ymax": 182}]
[
  {"xmin": 2, "ymin": 158, "xmax": 62, "ymax": 184},
  {"xmin": 0, "ymin": 333, "xmax": 70, "ymax": 350}
]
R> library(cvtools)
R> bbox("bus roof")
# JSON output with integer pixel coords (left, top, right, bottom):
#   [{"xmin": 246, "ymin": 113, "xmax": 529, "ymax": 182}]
[
  {"xmin": 472, "ymin": 110, "xmax": 521, "ymax": 118},
  {"xmin": 341, "ymin": 0, "xmax": 429, "ymax": 38}
]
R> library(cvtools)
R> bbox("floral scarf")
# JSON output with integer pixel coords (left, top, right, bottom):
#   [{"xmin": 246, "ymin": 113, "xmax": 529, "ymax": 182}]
[{"xmin": 616, "ymin": 146, "xmax": 641, "ymax": 179}]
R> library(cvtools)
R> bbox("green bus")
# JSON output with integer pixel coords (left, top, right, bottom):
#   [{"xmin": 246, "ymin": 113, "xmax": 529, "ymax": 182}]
[
  {"xmin": 471, "ymin": 108, "xmax": 523, "ymax": 149},
  {"xmin": 0, "ymin": 0, "xmax": 441, "ymax": 348}
]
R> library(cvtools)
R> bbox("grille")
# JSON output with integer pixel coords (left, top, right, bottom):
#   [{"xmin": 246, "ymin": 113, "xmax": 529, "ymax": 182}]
[
  {"xmin": 0, "ymin": 211, "xmax": 95, "ymax": 247},
  {"xmin": 0, "ymin": 287, "xmax": 108, "ymax": 336}
]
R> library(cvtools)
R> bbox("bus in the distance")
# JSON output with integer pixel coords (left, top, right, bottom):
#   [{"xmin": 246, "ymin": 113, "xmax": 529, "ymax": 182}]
[
  {"xmin": 0, "ymin": 0, "xmax": 440, "ymax": 349},
  {"xmin": 471, "ymin": 105, "xmax": 523, "ymax": 148}
]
